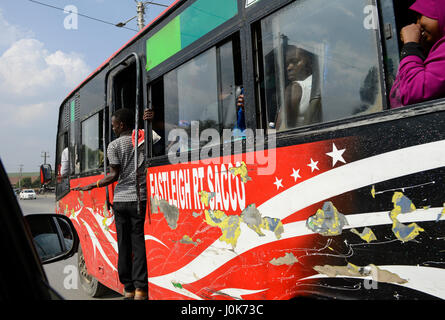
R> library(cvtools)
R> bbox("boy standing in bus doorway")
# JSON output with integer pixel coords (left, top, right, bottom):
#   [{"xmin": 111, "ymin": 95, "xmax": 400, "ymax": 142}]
[{"xmin": 73, "ymin": 108, "xmax": 148, "ymax": 300}]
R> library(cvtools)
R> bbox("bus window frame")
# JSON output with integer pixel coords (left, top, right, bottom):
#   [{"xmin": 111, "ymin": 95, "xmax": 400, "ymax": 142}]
[
  {"xmin": 250, "ymin": 0, "xmax": 389, "ymax": 136},
  {"xmin": 145, "ymin": 32, "xmax": 247, "ymax": 165},
  {"xmin": 79, "ymin": 110, "xmax": 104, "ymax": 175},
  {"xmin": 377, "ymin": 0, "xmax": 401, "ymax": 106},
  {"xmin": 103, "ymin": 52, "xmax": 143, "ymax": 211}
]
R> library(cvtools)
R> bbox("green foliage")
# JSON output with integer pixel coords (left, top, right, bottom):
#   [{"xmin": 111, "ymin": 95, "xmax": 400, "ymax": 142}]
[{"xmin": 15, "ymin": 177, "xmax": 41, "ymax": 189}]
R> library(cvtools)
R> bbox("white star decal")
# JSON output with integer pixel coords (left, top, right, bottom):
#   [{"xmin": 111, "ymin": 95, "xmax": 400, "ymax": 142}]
[
  {"xmin": 326, "ymin": 143, "xmax": 346, "ymax": 167},
  {"xmin": 290, "ymin": 168, "xmax": 301, "ymax": 182},
  {"xmin": 307, "ymin": 158, "xmax": 319, "ymax": 172},
  {"xmin": 273, "ymin": 177, "xmax": 283, "ymax": 190}
]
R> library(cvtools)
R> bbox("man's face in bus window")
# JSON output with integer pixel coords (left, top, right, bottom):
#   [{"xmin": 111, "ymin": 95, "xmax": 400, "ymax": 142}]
[
  {"xmin": 111, "ymin": 116, "xmax": 124, "ymax": 137},
  {"xmin": 286, "ymin": 48, "xmax": 310, "ymax": 82}
]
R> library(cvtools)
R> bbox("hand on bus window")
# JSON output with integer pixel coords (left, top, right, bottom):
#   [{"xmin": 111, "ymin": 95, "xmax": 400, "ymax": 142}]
[
  {"xmin": 143, "ymin": 109, "xmax": 154, "ymax": 121},
  {"xmin": 236, "ymin": 94, "xmax": 244, "ymax": 110},
  {"xmin": 235, "ymin": 90, "xmax": 246, "ymax": 134},
  {"xmin": 72, "ymin": 185, "xmax": 94, "ymax": 192},
  {"xmin": 401, "ymin": 23, "xmax": 422, "ymax": 44}
]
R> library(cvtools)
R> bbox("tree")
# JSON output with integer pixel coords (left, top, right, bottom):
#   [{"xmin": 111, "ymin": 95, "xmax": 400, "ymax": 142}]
[{"xmin": 17, "ymin": 177, "xmax": 32, "ymax": 189}]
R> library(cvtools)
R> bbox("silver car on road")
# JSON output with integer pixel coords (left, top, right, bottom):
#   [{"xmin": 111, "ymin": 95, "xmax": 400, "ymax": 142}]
[{"xmin": 19, "ymin": 189, "xmax": 37, "ymax": 200}]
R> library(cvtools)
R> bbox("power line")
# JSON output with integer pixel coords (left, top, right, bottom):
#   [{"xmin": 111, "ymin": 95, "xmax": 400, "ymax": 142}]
[{"xmin": 27, "ymin": 0, "xmax": 139, "ymax": 32}]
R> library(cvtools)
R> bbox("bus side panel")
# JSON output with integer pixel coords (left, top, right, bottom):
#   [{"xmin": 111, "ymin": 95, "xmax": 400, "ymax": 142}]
[
  {"xmin": 145, "ymin": 109, "xmax": 445, "ymax": 300},
  {"xmin": 57, "ymin": 175, "xmax": 120, "ymax": 294}
]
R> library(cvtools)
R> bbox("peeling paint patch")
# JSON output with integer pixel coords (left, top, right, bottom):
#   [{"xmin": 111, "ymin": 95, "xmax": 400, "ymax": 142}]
[
  {"xmin": 390, "ymin": 192, "xmax": 416, "ymax": 220},
  {"xmin": 371, "ymin": 185, "xmax": 376, "ymax": 198},
  {"xmin": 389, "ymin": 192, "xmax": 423, "ymax": 242},
  {"xmin": 313, "ymin": 263, "xmax": 408, "ymax": 284},
  {"xmin": 392, "ymin": 220, "xmax": 424, "ymax": 243},
  {"xmin": 240, "ymin": 204, "xmax": 264, "ymax": 236},
  {"xmin": 350, "ymin": 227, "xmax": 377, "ymax": 243},
  {"xmin": 203, "ymin": 204, "xmax": 284, "ymax": 248},
  {"xmin": 261, "ymin": 217, "xmax": 284, "ymax": 239},
  {"xmin": 172, "ymin": 282, "xmax": 183, "ymax": 289},
  {"xmin": 103, "ymin": 203, "xmax": 111, "ymax": 218},
  {"xmin": 269, "ymin": 252, "xmax": 298, "ymax": 266},
  {"xmin": 192, "ymin": 211, "xmax": 202, "ymax": 218},
  {"xmin": 229, "ymin": 162, "xmax": 252, "ymax": 183},
  {"xmin": 437, "ymin": 204, "xmax": 445, "ymax": 222},
  {"xmin": 180, "ymin": 235, "xmax": 201, "ymax": 246},
  {"xmin": 204, "ymin": 209, "xmax": 242, "ymax": 249},
  {"xmin": 240, "ymin": 204, "xmax": 284, "ymax": 239},
  {"xmin": 199, "ymin": 191, "xmax": 216, "ymax": 208},
  {"xmin": 151, "ymin": 197, "xmax": 180, "ymax": 230},
  {"xmin": 150, "ymin": 196, "xmax": 160, "ymax": 214},
  {"xmin": 306, "ymin": 201, "xmax": 349, "ymax": 236}
]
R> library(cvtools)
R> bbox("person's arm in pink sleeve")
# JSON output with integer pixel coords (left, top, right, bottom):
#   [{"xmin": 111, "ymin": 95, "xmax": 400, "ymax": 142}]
[{"xmin": 397, "ymin": 40, "xmax": 445, "ymax": 105}]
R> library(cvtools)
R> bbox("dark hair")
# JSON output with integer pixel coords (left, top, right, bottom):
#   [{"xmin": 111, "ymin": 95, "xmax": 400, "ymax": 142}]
[{"xmin": 112, "ymin": 108, "xmax": 135, "ymax": 129}]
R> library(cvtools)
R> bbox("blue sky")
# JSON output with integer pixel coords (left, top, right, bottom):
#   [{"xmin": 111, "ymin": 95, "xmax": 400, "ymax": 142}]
[{"xmin": 0, "ymin": 0, "xmax": 174, "ymax": 173}]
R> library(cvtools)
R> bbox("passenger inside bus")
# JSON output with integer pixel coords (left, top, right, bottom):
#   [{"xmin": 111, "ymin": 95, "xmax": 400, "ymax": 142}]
[
  {"xmin": 390, "ymin": 0, "xmax": 445, "ymax": 108},
  {"xmin": 58, "ymin": 133, "xmax": 69, "ymax": 178},
  {"xmin": 275, "ymin": 45, "xmax": 321, "ymax": 131},
  {"xmin": 60, "ymin": 147, "xmax": 69, "ymax": 177},
  {"xmin": 233, "ymin": 86, "xmax": 246, "ymax": 137}
]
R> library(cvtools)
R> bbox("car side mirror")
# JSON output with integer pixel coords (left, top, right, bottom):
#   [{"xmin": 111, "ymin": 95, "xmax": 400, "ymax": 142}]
[
  {"xmin": 25, "ymin": 214, "xmax": 78, "ymax": 265},
  {"xmin": 40, "ymin": 164, "xmax": 52, "ymax": 185}
]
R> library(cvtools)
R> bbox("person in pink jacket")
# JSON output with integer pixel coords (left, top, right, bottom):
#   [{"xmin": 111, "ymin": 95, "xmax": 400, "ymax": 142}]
[{"xmin": 390, "ymin": 0, "xmax": 445, "ymax": 108}]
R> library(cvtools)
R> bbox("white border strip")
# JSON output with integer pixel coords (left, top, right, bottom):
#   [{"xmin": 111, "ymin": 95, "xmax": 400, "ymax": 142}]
[{"xmin": 301, "ymin": 265, "xmax": 445, "ymax": 299}]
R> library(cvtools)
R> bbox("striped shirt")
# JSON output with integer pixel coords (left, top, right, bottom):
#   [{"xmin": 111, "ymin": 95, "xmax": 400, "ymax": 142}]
[{"xmin": 107, "ymin": 134, "xmax": 146, "ymax": 202}]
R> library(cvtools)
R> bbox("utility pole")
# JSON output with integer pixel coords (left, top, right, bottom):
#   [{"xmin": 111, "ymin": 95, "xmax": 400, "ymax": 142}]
[
  {"xmin": 136, "ymin": 1, "xmax": 146, "ymax": 31},
  {"xmin": 41, "ymin": 151, "xmax": 50, "ymax": 165},
  {"xmin": 116, "ymin": 1, "xmax": 168, "ymax": 31},
  {"xmin": 18, "ymin": 164, "xmax": 24, "ymax": 189}
]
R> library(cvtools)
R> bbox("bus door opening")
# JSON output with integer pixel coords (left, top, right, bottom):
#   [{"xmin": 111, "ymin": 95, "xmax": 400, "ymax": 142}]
[
  {"xmin": 110, "ymin": 60, "xmax": 142, "ymax": 141},
  {"xmin": 104, "ymin": 53, "xmax": 144, "ymax": 214}
]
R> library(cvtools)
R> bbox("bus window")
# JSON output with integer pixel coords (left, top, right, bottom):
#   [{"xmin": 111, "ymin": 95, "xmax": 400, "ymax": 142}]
[
  {"xmin": 66, "ymin": 97, "xmax": 81, "ymax": 176},
  {"xmin": 164, "ymin": 47, "xmax": 219, "ymax": 153},
  {"xmin": 57, "ymin": 133, "xmax": 69, "ymax": 178},
  {"xmin": 56, "ymin": 103, "xmax": 71, "ymax": 198},
  {"xmin": 110, "ymin": 59, "xmax": 148, "ymax": 145},
  {"xmin": 113, "ymin": 63, "xmax": 137, "ymax": 111},
  {"xmin": 257, "ymin": 0, "xmax": 384, "ymax": 132},
  {"xmin": 150, "ymin": 36, "xmax": 243, "ymax": 156},
  {"xmin": 80, "ymin": 111, "xmax": 104, "ymax": 173}
]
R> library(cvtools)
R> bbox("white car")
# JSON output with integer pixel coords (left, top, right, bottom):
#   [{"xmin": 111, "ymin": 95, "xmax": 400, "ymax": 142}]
[{"xmin": 19, "ymin": 189, "xmax": 37, "ymax": 200}]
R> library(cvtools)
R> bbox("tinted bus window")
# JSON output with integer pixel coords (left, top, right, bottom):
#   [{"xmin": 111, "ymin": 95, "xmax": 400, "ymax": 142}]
[
  {"xmin": 259, "ymin": 0, "xmax": 384, "ymax": 131},
  {"xmin": 165, "ymin": 47, "xmax": 219, "ymax": 153},
  {"xmin": 151, "ymin": 37, "xmax": 243, "ymax": 156},
  {"xmin": 80, "ymin": 112, "xmax": 103, "ymax": 172}
]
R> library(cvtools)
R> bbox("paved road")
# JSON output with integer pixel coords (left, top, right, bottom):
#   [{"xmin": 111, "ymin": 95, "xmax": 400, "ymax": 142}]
[{"xmin": 19, "ymin": 194, "xmax": 122, "ymax": 300}]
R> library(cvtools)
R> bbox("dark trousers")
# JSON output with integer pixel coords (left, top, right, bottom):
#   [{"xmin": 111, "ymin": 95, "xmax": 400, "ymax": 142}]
[{"xmin": 113, "ymin": 201, "xmax": 148, "ymax": 291}]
